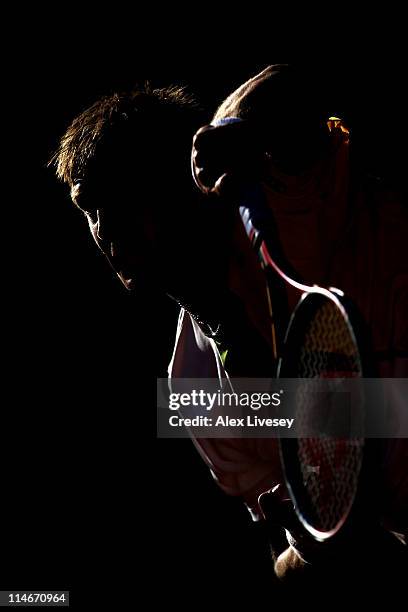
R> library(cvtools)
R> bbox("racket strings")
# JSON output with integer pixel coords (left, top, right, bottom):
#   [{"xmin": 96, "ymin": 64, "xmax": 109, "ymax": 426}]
[
  {"xmin": 294, "ymin": 300, "xmax": 364, "ymax": 534},
  {"xmin": 298, "ymin": 438, "xmax": 363, "ymax": 532}
]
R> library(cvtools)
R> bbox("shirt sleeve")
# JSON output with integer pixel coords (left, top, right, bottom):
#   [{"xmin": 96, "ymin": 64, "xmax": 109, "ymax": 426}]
[{"xmin": 168, "ymin": 309, "xmax": 284, "ymax": 521}]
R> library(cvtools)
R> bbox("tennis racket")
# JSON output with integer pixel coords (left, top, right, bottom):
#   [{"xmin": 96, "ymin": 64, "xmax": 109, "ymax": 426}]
[{"xmin": 239, "ymin": 183, "xmax": 369, "ymax": 541}]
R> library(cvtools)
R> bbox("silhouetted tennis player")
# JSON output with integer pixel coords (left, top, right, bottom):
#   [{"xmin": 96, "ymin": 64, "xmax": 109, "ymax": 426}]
[{"xmin": 191, "ymin": 64, "xmax": 408, "ymax": 579}]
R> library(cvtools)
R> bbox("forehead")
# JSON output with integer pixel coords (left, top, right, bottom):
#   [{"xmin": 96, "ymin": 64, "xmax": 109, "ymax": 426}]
[
  {"xmin": 70, "ymin": 174, "xmax": 135, "ymax": 209},
  {"xmin": 70, "ymin": 159, "xmax": 186, "ymax": 213},
  {"xmin": 70, "ymin": 177, "xmax": 162, "ymax": 233}
]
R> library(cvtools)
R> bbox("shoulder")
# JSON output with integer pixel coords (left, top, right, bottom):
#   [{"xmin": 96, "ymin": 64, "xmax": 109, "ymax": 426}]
[{"xmin": 168, "ymin": 309, "xmax": 225, "ymax": 379}]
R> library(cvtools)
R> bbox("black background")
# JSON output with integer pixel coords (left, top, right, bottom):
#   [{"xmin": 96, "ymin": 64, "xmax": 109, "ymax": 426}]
[{"xmin": 2, "ymin": 25, "xmax": 407, "ymax": 607}]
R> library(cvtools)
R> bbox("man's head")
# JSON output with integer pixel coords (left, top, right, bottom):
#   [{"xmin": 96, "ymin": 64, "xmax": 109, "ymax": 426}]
[
  {"xmin": 214, "ymin": 64, "xmax": 331, "ymax": 174},
  {"xmin": 51, "ymin": 84, "xmax": 216, "ymax": 299},
  {"xmin": 193, "ymin": 64, "xmax": 332, "ymax": 196}
]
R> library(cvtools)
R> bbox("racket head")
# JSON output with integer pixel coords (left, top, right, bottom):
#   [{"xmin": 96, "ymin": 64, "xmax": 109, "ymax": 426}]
[{"xmin": 278, "ymin": 289, "xmax": 366, "ymax": 541}]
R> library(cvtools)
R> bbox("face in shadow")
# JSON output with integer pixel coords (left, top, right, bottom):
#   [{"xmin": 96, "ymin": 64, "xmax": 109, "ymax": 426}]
[{"xmin": 70, "ymin": 153, "xmax": 234, "ymax": 322}]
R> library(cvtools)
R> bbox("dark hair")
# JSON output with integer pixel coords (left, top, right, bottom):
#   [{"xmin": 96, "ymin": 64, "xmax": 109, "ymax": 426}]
[{"xmin": 49, "ymin": 84, "xmax": 203, "ymax": 191}]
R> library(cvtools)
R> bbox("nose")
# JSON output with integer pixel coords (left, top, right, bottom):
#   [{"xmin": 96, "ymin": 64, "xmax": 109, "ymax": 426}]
[
  {"xmin": 94, "ymin": 209, "xmax": 107, "ymax": 243},
  {"xmin": 89, "ymin": 209, "xmax": 117, "ymax": 257},
  {"xmin": 91, "ymin": 211, "xmax": 137, "ymax": 280}
]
